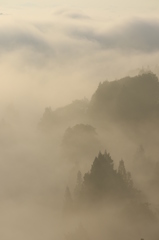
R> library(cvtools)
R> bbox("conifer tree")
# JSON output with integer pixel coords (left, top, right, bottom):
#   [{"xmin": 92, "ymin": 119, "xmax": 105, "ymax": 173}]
[
  {"xmin": 118, "ymin": 159, "xmax": 133, "ymax": 189},
  {"xmin": 118, "ymin": 159, "xmax": 127, "ymax": 182}
]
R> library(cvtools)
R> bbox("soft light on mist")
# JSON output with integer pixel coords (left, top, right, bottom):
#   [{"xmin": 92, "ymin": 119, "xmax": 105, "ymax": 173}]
[
  {"xmin": 0, "ymin": 2, "xmax": 159, "ymax": 240},
  {"xmin": 0, "ymin": 7, "xmax": 159, "ymax": 115}
]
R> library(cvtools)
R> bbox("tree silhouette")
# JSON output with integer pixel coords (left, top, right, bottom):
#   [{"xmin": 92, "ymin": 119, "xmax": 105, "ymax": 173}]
[
  {"xmin": 62, "ymin": 124, "xmax": 101, "ymax": 167},
  {"xmin": 118, "ymin": 159, "xmax": 127, "ymax": 181},
  {"xmin": 64, "ymin": 151, "xmax": 155, "ymax": 223},
  {"xmin": 81, "ymin": 151, "xmax": 119, "ymax": 202},
  {"xmin": 88, "ymin": 72, "xmax": 159, "ymax": 124},
  {"xmin": 118, "ymin": 159, "xmax": 133, "ymax": 189}
]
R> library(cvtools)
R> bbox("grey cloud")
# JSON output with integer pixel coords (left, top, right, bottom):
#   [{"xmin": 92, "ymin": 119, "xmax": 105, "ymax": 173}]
[
  {"xmin": 0, "ymin": 28, "xmax": 53, "ymax": 55},
  {"xmin": 70, "ymin": 19, "xmax": 159, "ymax": 53},
  {"xmin": 1, "ymin": 17, "xmax": 159, "ymax": 70},
  {"xmin": 53, "ymin": 8, "xmax": 68, "ymax": 15},
  {"xmin": 66, "ymin": 13, "xmax": 91, "ymax": 20},
  {"xmin": 54, "ymin": 8, "xmax": 91, "ymax": 20}
]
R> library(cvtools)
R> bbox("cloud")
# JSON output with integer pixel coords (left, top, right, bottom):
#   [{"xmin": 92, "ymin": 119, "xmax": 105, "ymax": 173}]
[
  {"xmin": 0, "ymin": 27, "xmax": 53, "ymax": 55},
  {"xmin": 66, "ymin": 13, "xmax": 91, "ymax": 20},
  {"xmin": 53, "ymin": 7, "xmax": 91, "ymax": 20},
  {"xmin": 1, "ymin": 12, "xmax": 159, "ymax": 111},
  {"xmin": 70, "ymin": 18, "xmax": 159, "ymax": 53},
  {"xmin": 2, "ymin": 14, "xmax": 159, "ymax": 69}
]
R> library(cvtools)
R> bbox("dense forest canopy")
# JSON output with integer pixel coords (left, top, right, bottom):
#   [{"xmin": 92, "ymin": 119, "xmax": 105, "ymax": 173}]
[
  {"xmin": 88, "ymin": 72, "xmax": 159, "ymax": 122},
  {"xmin": 61, "ymin": 124, "xmax": 101, "ymax": 163},
  {"xmin": 40, "ymin": 72, "xmax": 159, "ymax": 131},
  {"xmin": 64, "ymin": 152, "xmax": 157, "ymax": 240}
]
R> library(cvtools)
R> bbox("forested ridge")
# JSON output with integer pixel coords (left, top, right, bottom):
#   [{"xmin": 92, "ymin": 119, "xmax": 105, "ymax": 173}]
[
  {"xmin": 36, "ymin": 72, "xmax": 159, "ymax": 239},
  {"xmin": 58, "ymin": 73, "xmax": 159, "ymax": 239},
  {"xmin": 40, "ymin": 72, "xmax": 159, "ymax": 129}
]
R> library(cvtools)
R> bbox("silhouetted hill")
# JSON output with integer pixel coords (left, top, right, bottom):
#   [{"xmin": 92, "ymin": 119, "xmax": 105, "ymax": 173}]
[
  {"xmin": 39, "ymin": 72, "xmax": 159, "ymax": 152},
  {"xmin": 88, "ymin": 72, "xmax": 159, "ymax": 124},
  {"xmin": 40, "ymin": 72, "xmax": 159, "ymax": 134},
  {"xmin": 65, "ymin": 151, "xmax": 156, "ymax": 224},
  {"xmin": 39, "ymin": 98, "xmax": 89, "ymax": 133},
  {"xmin": 61, "ymin": 124, "xmax": 101, "ymax": 164}
]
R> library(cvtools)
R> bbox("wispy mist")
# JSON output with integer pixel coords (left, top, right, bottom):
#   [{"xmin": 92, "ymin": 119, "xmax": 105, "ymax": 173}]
[{"xmin": 0, "ymin": 2, "xmax": 159, "ymax": 239}]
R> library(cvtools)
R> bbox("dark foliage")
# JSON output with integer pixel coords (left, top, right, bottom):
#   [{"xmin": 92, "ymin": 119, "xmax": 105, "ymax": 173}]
[
  {"xmin": 39, "ymin": 99, "xmax": 89, "ymax": 132},
  {"xmin": 67, "ymin": 151, "xmax": 156, "ymax": 222},
  {"xmin": 88, "ymin": 72, "xmax": 159, "ymax": 123},
  {"xmin": 80, "ymin": 152, "xmax": 135, "ymax": 203},
  {"xmin": 62, "ymin": 124, "xmax": 101, "ymax": 163}
]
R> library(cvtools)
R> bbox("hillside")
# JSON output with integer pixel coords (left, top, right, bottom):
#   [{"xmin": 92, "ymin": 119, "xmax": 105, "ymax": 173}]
[
  {"xmin": 40, "ymin": 72, "xmax": 159, "ymax": 132},
  {"xmin": 88, "ymin": 72, "xmax": 159, "ymax": 124}
]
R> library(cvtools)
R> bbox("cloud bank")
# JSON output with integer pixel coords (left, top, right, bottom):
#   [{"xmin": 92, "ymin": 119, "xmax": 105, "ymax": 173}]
[
  {"xmin": 0, "ymin": 8, "xmax": 159, "ymax": 115},
  {"xmin": 70, "ymin": 18, "xmax": 159, "ymax": 53}
]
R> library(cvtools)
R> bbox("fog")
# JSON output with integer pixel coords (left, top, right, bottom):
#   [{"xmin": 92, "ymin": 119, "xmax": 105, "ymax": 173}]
[{"xmin": 0, "ymin": 2, "xmax": 159, "ymax": 240}]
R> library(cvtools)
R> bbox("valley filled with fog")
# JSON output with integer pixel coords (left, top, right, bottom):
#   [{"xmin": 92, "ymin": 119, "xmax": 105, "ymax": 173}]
[{"xmin": 0, "ymin": 2, "xmax": 159, "ymax": 239}]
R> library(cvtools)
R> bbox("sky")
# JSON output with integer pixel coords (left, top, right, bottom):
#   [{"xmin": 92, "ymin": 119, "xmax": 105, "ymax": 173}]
[
  {"xmin": 0, "ymin": 0, "xmax": 159, "ymax": 117},
  {"xmin": 1, "ymin": 0, "xmax": 159, "ymax": 16}
]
